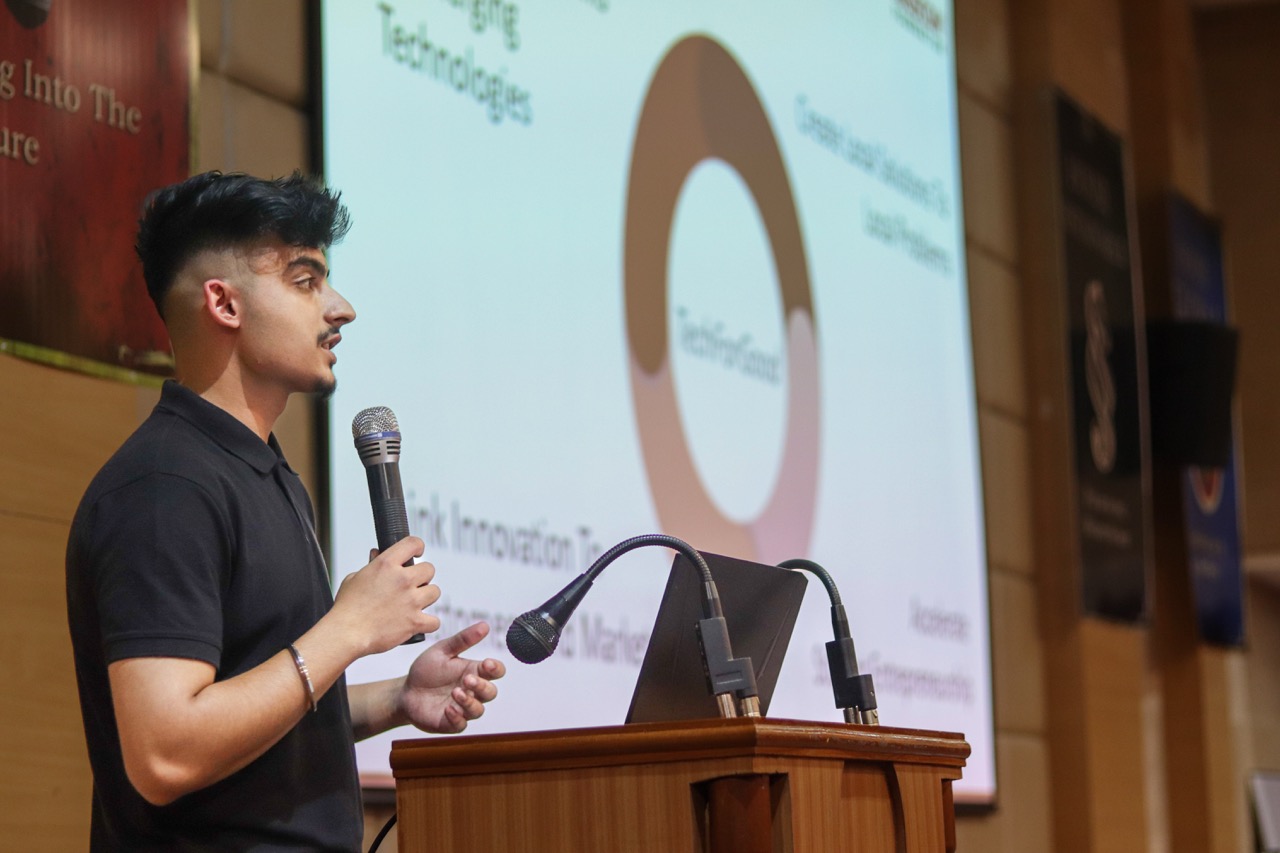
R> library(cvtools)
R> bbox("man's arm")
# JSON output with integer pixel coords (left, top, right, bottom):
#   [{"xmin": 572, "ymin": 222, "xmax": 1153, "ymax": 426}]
[
  {"xmin": 109, "ymin": 537, "xmax": 437, "ymax": 806},
  {"xmin": 347, "ymin": 621, "xmax": 505, "ymax": 742}
]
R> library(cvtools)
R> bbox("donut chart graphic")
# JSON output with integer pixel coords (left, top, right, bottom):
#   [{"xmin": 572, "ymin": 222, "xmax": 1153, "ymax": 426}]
[{"xmin": 624, "ymin": 35, "xmax": 819, "ymax": 563}]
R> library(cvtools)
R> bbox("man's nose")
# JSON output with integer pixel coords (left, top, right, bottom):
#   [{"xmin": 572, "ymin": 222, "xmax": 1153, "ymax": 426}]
[{"xmin": 326, "ymin": 285, "xmax": 356, "ymax": 327}]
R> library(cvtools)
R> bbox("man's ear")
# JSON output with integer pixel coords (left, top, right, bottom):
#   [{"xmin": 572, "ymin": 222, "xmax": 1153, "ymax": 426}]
[{"xmin": 202, "ymin": 279, "xmax": 241, "ymax": 329}]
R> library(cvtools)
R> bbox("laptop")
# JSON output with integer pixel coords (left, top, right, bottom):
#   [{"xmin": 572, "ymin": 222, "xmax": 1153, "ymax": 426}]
[{"xmin": 625, "ymin": 550, "xmax": 808, "ymax": 723}]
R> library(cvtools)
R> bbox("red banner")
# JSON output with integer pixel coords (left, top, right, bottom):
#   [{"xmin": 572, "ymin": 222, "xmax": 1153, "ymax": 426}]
[{"xmin": 1, "ymin": 0, "xmax": 190, "ymax": 378}]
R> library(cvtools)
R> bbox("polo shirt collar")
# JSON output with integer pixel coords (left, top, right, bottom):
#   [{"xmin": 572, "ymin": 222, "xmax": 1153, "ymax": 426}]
[{"xmin": 156, "ymin": 380, "xmax": 286, "ymax": 475}]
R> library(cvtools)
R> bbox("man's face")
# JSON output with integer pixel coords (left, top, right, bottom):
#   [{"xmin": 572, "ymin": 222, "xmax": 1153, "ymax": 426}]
[{"xmin": 235, "ymin": 241, "xmax": 355, "ymax": 398}]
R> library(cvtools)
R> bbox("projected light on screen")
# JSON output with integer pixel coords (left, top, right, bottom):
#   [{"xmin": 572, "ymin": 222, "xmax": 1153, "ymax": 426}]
[{"xmin": 322, "ymin": 0, "xmax": 994, "ymax": 803}]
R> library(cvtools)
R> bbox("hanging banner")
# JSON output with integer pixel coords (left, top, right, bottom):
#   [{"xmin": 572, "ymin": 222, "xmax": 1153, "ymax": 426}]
[
  {"xmin": 1054, "ymin": 90, "xmax": 1150, "ymax": 622},
  {"xmin": 0, "ymin": 0, "xmax": 190, "ymax": 381},
  {"xmin": 1168, "ymin": 192, "xmax": 1244, "ymax": 646}
]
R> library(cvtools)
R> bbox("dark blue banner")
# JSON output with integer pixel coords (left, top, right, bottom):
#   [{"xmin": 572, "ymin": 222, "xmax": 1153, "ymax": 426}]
[{"xmin": 1168, "ymin": 193, "xmax": 1244, "ymax": 647}]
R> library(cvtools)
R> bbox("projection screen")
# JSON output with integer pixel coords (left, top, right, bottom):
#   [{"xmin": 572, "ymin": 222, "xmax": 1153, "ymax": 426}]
[{"xmin": 321, "ymin": 0, "xmax": 995, "ymax": 803}]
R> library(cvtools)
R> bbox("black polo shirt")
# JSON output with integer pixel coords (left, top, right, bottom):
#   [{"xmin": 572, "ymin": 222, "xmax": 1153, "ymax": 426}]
[{"xmin": 66, "ymin": 381, "xmax": 362, "ymax": 852}]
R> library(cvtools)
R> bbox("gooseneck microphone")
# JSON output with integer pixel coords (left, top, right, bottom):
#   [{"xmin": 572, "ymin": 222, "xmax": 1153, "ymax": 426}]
[
  {"xmin": 352, "ymin": 406, "xmax": 424, "ymax": 644},
  {"xmin": 504, "ymin": 572, "xmax": 594, "ymax": 665},
  {"xmin": 778, "ymin": 558, "xmax": 878, "ymax": 724},
  {"xmin": 506, "ymin": 534, "xmax": 761, "ymax": 718}
]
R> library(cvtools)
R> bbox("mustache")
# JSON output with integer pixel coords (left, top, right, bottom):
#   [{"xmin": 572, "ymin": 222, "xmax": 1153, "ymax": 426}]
[{"xmin": 318, "ymin": 327, "xmax": 341, "ymax": 345}]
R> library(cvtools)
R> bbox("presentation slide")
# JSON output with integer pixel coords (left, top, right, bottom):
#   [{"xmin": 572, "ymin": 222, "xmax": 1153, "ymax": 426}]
[{"xmin": 322, "ymin": 0, "xmax": 994, "ymax": 802}]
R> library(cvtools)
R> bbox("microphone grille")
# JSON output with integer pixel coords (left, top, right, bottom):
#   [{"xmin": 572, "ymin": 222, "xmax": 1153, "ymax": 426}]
[
  {"xmin": 352, "ymin": 406, "xmax": 399, "ymax": 439},
  {"xmin": 506, "ymin": 612, "xmax": 559, "ymax": 664}
]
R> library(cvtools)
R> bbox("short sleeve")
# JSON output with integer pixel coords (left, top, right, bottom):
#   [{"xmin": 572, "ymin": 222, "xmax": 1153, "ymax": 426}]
[{"xmin": 87, "ymin": 473, "xmax": 232, "ymax": 669}]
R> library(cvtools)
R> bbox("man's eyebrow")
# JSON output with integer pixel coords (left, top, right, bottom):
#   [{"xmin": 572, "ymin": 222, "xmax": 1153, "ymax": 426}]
[{"xmin": 285, "ymin": 256, "xmax": 330, "ymax": 278}]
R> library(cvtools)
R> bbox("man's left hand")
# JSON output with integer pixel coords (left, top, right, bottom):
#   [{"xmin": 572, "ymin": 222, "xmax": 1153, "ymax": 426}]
[{"xmin": 398, "ymin": 622, "xmax": 505, "ymax": 733}]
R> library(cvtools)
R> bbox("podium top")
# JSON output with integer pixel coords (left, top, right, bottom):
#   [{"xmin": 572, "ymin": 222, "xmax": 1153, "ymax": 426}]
[{"xmin": 391, "ymin": 717, "xmax": 969, "ymax": 781}]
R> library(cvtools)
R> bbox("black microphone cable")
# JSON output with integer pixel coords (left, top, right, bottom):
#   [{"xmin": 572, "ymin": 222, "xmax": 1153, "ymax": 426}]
[
  {"xmin": 778, "ymin": 558, "xmax": 879, "ymax": 725},
  {"xmin": 367, "ymin": 813, "xmax": 396, "ymax": 853},
  {"xmin": 506, "ymin": 533, "xmax": 761, "ymax": 717}
]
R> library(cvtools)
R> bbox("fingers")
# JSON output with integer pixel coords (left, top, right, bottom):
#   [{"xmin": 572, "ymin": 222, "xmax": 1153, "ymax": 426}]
[
  {"xmin": 375, "ymin": 562, "xmax": 439, "ymax": 641},
  {"xmin": 430, "ymin": 621, "xmax": 491, "ymax": 658},
  {"xmin": 449, "ymin": 674, "xmax": 497, "ymax": 723},
  {"xmin": 337, "ymin": 537, "xmax": 440, "ymax": 651},
  {"xmin": 375, "ymin": 539, "xmax": 435, "ymax": 600},
  {"xmin": 463, "ymin": 672, "xmax": 499, "ymax": 703},
  {"xmin": 452, "ymin": 686, "xmax": 484, "ymax": 721},
  {"xmin": 417, "ymin": 612, "xmax": 442, "ymax": 635},
  {"xmin": 413, "ymin": 582, "xmax": 442, "ymax": 611},
  {"xmin": 442, "ymin": 704, "xmax": 468, "ymax": 734},
  {"xmin": 378, "ymin": 535, "xmax": 427, "ymax": 567}
]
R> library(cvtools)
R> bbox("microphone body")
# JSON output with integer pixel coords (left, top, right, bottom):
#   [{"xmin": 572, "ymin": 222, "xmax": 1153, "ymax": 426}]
[
  {"xmin": 352, "ymin": 406, "xmax": 424, "ymax": 644},
  {"xmin": 506, "ymin": 573, "xmax": 595, "ymax": 664},
  {"xmin": 359, "ymin": 447, "xmax": 409, "ymax": 553}
]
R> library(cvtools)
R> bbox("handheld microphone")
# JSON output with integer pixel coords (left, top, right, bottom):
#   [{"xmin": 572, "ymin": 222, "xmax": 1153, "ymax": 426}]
[
  {"xmin": 352, "ymin": 406, "xmax": 424, "ymax": 644},
  {"xmin": 506, "ymin": 534, "xmax": 760, "ymax": 718},
  {"xmin": 778, "ymin": 558, "xmax": 878, "ymax": 725}
]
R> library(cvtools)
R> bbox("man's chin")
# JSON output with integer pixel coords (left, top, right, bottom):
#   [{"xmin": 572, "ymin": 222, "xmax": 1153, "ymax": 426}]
[{"xmin": 313, "ymin": 376, "xmax": 337, "ymax": 400}]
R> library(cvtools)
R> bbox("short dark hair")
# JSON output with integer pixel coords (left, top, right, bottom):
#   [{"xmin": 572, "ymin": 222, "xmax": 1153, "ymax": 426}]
[{"xmin": 135, "ymin": 171, "xmax": 352, "ymax": 317}]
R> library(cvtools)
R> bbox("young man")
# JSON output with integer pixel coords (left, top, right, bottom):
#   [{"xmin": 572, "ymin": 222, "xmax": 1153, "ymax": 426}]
[{"xmin": 66, "ymin": 171, "xmax": 504, "ymax": 851}]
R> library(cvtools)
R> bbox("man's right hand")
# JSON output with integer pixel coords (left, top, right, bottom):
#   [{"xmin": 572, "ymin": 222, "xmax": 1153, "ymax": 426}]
[
  {"xmin": 330, "ymin": 536, "xmax": 442, "ymax": 656},
  {"xmin": 109, "ymin": 536, "xmax": 444, "ymax": 806}
]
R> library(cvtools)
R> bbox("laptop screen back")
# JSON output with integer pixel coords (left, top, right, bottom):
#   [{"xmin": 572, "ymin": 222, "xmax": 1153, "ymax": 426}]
[{"xmin": 626, "ymin": 551, "xmax": 808, "ymax": 723}]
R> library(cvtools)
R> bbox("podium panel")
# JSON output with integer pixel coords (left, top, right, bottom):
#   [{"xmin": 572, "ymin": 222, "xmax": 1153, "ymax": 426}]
[{"xmin": 392, "ymin": 718, "xmax": 968, "ymax": 853}]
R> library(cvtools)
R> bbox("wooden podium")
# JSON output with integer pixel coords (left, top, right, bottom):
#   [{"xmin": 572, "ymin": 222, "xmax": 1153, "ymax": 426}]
[{"xmin": 391, "ymin": 717, "xmax": 968, "ymax": 852}]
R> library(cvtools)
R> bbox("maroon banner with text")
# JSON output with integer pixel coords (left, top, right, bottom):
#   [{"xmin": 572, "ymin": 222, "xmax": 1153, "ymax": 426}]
[{"xmin": 1, "ymin": 0, "xmax": 190, "ymax": 379}]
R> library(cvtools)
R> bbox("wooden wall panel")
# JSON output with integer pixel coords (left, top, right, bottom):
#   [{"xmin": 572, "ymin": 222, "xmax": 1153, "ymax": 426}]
[
  {"xmin": 0, "ymin": 355, "xmax": 152, "ymax": 524},
  {"xmin": 0, "ymin": 509, "xmax": 93, "ymax": 851},
  {"xmin": 954, "ymin": 0, "xmax": 1054, "ymax": 850},
  {"xmin": 0, "ymin": 355, "xmax": 159, "ymax": 845},
  {"xmin": 1198, "ymin": 5, "xmax": 1280, "ymax": 559}
]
